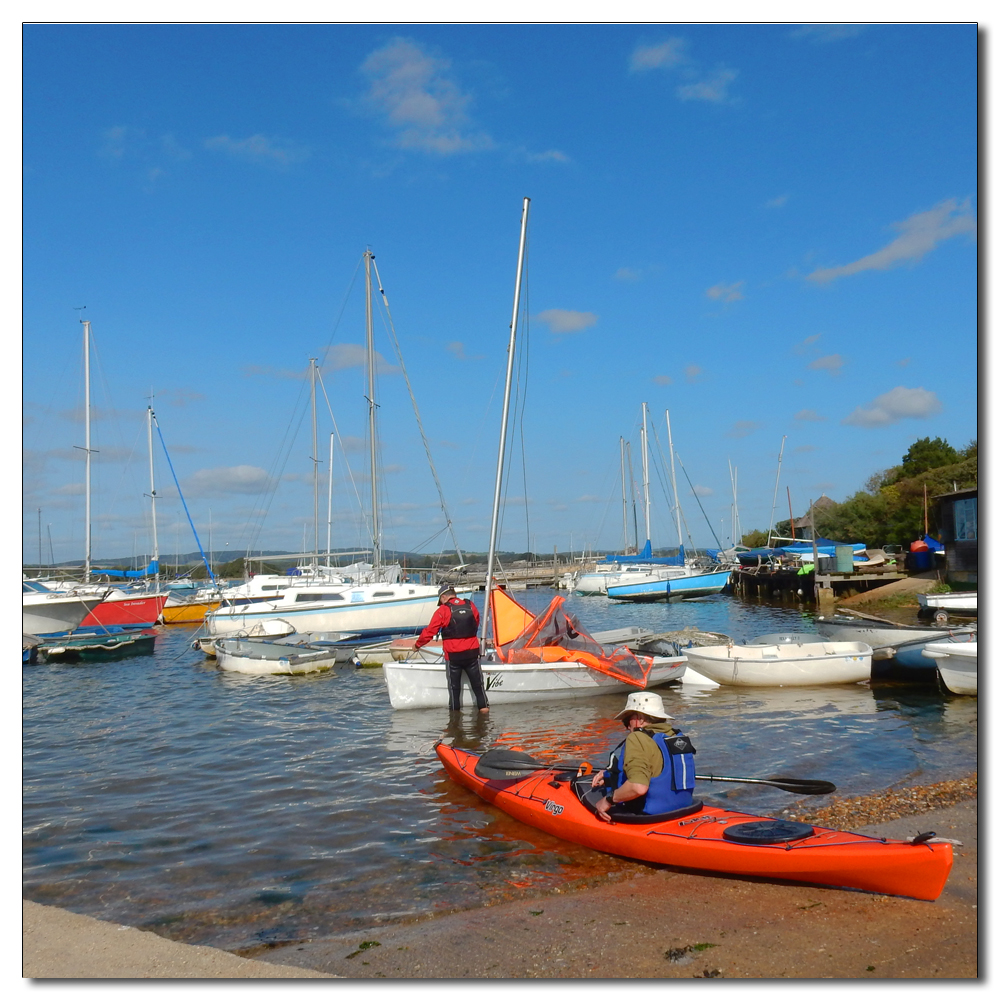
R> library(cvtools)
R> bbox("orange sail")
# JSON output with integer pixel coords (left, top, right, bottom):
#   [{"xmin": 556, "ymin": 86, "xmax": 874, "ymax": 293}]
[{"xmin": 489, "ymin": 587, "xmax": 652, "ymax": 687}]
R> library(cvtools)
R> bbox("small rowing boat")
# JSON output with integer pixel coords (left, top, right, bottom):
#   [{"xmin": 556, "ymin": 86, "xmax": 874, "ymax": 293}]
[
  {"xmin": 682, "ymin": 639, "xmax": 872, "ymax": 687},
  {"xmin": 436, "ymin": 743, "xmax": 953, "ymax": 900}
]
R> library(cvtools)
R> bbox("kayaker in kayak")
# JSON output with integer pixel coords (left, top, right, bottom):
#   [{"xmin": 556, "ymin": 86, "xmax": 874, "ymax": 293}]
[
  {"xmin": 590, "ymin": 691, "xmax": 696, "ymax": 822},
  {"xmin": 414, "ymin": 585, "xmax": 489, "ymax": 714}
]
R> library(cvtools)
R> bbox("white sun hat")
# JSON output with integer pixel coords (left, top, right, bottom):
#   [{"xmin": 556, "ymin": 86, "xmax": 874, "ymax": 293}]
[{"xmin": 613, "ymin": 691, "xmax": 673, "ymax": 722}]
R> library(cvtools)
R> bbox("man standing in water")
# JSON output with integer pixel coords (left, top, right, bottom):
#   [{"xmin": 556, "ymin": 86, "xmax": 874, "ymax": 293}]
[{"xmin": 413, "ymin": 585, "xmax": 489, "ymax": 713}]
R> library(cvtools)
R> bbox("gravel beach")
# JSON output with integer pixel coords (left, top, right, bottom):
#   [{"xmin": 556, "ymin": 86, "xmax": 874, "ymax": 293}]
[{"xmin": 24, "ymin": 776, "xmax": 977, "ymax": 980}]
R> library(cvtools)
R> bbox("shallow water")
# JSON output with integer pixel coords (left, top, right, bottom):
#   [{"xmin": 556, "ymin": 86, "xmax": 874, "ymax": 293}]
[{"xmin": 23, "ymin": 590, "xmax": 977, "ymax": 951}]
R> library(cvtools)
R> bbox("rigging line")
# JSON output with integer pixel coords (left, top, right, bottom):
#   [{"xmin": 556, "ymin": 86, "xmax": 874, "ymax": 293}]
[
  {"xmin": 411, "ymin": 524, "xmax": 448, "ymax": 553},
  {"xmin": 675, "ymin": 453, "xmax": 724, "ymax": 549},
  {"xmin": 647, "ymin": 421, "xmax": 680, "ymax": 548},
  {"xmin": 151, "ymin": 413, "xmax": 216, "ymax": 585},
  {"xmin": 320, "ymin": 253, "xmax": 364, "ymax": 366},
  {"xmin": 316, "ymin": 369, "xmax": 364, "ymax": 544},
  {"xmin": 315, "ymin": 367, "xmax": 370, "ymax": 548},
  {"xmin": 371, "ymin": 258, "xmax": 464, "ymax": 563},
  {"xmin": 235, "ymin": 364, "xmax": 313, "ymax": 557}
]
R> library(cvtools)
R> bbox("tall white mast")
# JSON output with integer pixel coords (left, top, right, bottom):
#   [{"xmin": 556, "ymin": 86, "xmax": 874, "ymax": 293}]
[
  {"xmin": 483, "ymin": 196, "xmax": 530, "ymax": 645},
  {"xmin": 326, "ymin": 432, "xmax": 334, "ymax": 567},
  {"xmin": 82, "ymin": 320, "xmax": 92, "ymax": 583},
  {"xmin": 665, "ymin": 409, "xmax": 682, "ymax": 550},
  {"xmin": 364, "ymin": 250, "xmax": 381, "ymax": 575},
  {"xmin": 619, "ymin": 436, "xmax": 628, "ymax": 552},
  {"xmin": 766, "ymin": 435, "xmax": 787, "ymax": 548},
  {"xmin": 640, "ymin": 402, "xmax": 651, "ymax": 549},
  {"xmin": 309, "ymin": 358, "xmax": 319, "ymax": 570},
  {"xmin": 146, "ymin": 401, "xmax": 159, "ymax": 585}
]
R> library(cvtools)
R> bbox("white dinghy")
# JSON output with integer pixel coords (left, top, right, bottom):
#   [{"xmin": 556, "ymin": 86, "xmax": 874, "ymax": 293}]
[
  {"xmin": 922, "ymin": 640, "xmax": 978, "ymax": 695},
  {"xmin": 682, "ymin": 639, "xmax": 872, "ymax": 688},
  {"xmin": 214, "ymin": 636, "xmax": 339, "ymax": 675}
]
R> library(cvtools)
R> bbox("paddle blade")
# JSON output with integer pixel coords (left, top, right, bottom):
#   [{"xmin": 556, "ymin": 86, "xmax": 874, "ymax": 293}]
[
  {"xmin": 696, "ymin": 773, "xmax": 836, "ymax": 795},
  {"xmin": 473, "ymin": 748, "xmax": 583, "ymax": 781},
  {"xmin": 474, "ymin": 748, "xmax": 548, "ymax": 780}
]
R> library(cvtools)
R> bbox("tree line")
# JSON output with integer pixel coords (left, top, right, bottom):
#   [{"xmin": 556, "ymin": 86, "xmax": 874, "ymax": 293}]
[{"xmin": 741, "ymin": 437, "xmax": 977, "ymax": 549}]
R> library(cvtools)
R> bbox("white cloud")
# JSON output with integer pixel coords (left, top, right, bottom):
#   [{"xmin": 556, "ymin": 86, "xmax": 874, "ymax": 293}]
[
  {"xmin": 706, "ymin": 281, "xmax": 744, "ymax": 302},
  {"xmin": 629, "ymin": 38, "xmax": 688, "ymax": 72},
  {"xmin": 204, "ymin": 134, "xmax": 308, "ymax": 166},
  {"xmin": 727, "ymin": 421, "xmax": 761, "ymax": 438},
  {"xmin": 794, "ymin": 333, "xmax": 822, "ymax": 355},
  {"xmin": 447, "ymin": 341, "xmax": 468, "ymax": 360},
  {"xmin": 794, "ymin": 444, "xmax": 817, "ymax": 453},
  {"xmin": 897, "ymin": 357, "xmax": 912, "ymax": 367},
  {"xmin": 523, "ymin": 149, "xmax": 570, "ymax": 163},
  {"xmin": 807, "ymin": 198, "xmax": 977, "ymax": 284},
  {"xmin": 685, "ymin": 365, "xmax": 703, "ymax": 383},
  {"xmin": 677, "ymin": 68, "xmax": 738, "ymax": 103},
  {"xmin": 536, "ymin": 309, "xmax": 597, "ymax": 334},
  {"xmin": 652, "ymin": 375, "xmax": 673, "ymax": 386},
  {"xmin": 795, "ymin": 409, "xmax": 826, "ymax": 422},
  {"xmin": 692, "ymin": 484, "xmax": 713, "ymax": 497},
  {"xmin": 360, "ymin": 37, "xmax": 493, "ymax": 155},
  {"xmin": 842, "ymin": 386, "xmax": 943, "ymax": 428},
  {"xmin": 766, "ymin": 194, "xmax": 789, "ymax": 209},
  {"xmin": 182, "ymin": 465, "xmax": 274, "ymax": 497},
  {"xmin": 790, "ymin": 25, "xmax": 865, "ymax": 42},
  {"xmin": 324, "ymin": 343, "xmax": 400, "ymax": 374},
  {"xmin": 614, "ymin": 267, "xmax": 642, "ymax": 283},
  {"xmin": 808, "ymin": 354, "xmax": 844, "ymax": 375},
  {"xmin": 99, "ymin": 125, "xmax": 137, "ymax": 159}
]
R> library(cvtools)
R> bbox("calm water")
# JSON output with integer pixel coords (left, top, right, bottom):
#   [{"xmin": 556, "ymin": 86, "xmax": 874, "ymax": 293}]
[{"xmin": 23, "ymin": 590, "xmax": 977, "ymax": 952}]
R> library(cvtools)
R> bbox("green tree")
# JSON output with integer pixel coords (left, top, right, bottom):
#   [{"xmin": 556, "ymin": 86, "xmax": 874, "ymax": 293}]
[
  {"xmin": 891, "ymin": 437, "xmax": 960, "ymax": 481},
  {"xmin": 740, "ymin": 529, "xmax": 770, "ymax": 548}
]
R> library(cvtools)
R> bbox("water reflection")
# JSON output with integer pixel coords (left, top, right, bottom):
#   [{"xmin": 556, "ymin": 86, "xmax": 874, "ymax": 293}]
[{"xmin": 23, "ymin": 592, "xmax": 977, "ymax": 952}]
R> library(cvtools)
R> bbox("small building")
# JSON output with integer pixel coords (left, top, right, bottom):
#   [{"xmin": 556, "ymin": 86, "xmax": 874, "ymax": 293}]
[
  {"xmin": 933, "ymin": 487, "xmax": 978, "ymax": 588},
  {"xmin": 791, "ymin": 495, "xmax": 837, "ymax": 540}
]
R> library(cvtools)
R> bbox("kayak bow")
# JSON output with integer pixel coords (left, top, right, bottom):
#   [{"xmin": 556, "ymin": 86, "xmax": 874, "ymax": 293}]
[{"xmin": 436, "ymin": 742, "xmax": 952, "ymax": 901}]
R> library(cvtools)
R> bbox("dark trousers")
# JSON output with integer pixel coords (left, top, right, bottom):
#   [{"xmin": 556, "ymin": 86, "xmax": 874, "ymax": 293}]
[{"xmin": 446, "ymin": 649, "xmax": 489, "ymax": 711}]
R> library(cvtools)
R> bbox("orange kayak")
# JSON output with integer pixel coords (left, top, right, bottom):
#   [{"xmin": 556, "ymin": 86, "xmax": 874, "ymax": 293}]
[{"xmin": 436, "ymin": 743, "xmax": 953, "ymax": 901}]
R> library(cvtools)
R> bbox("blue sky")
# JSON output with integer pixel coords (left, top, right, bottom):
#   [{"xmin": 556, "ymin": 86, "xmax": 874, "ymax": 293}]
[{"xmin": 21, "ymin": 20, "xmax": 979, "ymax": 566}]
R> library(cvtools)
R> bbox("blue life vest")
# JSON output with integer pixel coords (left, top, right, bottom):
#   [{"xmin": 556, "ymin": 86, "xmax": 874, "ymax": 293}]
[{"xmin": 607, "ymin": 728, "xmax": 696, "ymax": 814}]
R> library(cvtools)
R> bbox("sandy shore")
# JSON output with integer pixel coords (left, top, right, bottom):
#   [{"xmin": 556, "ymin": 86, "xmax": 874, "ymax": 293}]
[{"xmin": 24, "ymin": 783, "xmax": 977, "ymax": 980}]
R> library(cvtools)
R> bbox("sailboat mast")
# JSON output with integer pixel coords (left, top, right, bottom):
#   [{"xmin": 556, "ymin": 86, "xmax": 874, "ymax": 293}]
[
  {"xmin": 146, "ymin": 403, "xmax": 159, "ymax": 584},
  {"xmin": 483, "ymin": 196, "xmax": 530, "ymax": 642},
  {"xmin": 640, "ymin": 402, "xmax": 651, "ymax": 548},
  {"xmin": 665, "ymin": 409, "xmax": 682, "ymax": 550},
  {"xmin": 82, "ymin": 320, "xmax": 92, "ymax": 584},
  {"xmin": 766, "ymin": 435, "xmax": 787, "ymax": 548},
  {"xmin": 620, "ymin": 436, "xmax": 628, "ymax": 551},
  {"xmin": 326, "ymin": 432, "xmax": 334, "ymax": 567},
  {"xmin": 364, "ymin": 251, "xmax": 381, "ymax": 575},
  {"xmin": 310, "ymin": 358, "xmax": 319, "ymax": 570}
]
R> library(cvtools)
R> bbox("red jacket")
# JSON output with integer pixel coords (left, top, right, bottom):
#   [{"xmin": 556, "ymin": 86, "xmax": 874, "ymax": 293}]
[{"xmin": 414, "ymin": 598, "xmax": 480, "ymax": 655}]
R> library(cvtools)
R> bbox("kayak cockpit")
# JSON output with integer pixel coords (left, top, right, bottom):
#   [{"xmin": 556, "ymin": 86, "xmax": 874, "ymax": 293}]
[{"xmin": 570, "ymin": 775, "xmax": 704, "ymax": 825}]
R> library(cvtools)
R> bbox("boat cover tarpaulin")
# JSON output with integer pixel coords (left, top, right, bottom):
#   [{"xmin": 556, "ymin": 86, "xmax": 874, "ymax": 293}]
[
  {"xmin": 98, "ymin": 560, "xmax": 160, "ymax": 579},
  {"xmin": 602, "ymin": 541, "xmax": 685, "ymax": 566},
  {"xmin": 490, "ymin": 588, "xmax": 653, "ymax": 687}
]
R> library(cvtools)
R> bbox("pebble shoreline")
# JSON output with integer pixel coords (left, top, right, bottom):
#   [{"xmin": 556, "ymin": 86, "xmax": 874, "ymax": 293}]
[{"xmin": 779, "ymin": 773, "xmax": 977, "ymax": 828}]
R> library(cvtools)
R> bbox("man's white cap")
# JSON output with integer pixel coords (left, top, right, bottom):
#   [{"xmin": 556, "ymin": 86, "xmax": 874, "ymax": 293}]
[{"xmin": 613, "ymin": 691, "xmax": 673, "ymax": 722}]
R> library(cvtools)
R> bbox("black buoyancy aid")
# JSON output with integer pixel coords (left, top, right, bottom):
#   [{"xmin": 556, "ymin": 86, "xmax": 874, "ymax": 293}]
[
  {"xmin": 607, "ymin": 728, "xmax": 696, "ymax": 814},
  {"xmin": 440, "ymin": 599, "xmax": 478, "ymax": 639}
]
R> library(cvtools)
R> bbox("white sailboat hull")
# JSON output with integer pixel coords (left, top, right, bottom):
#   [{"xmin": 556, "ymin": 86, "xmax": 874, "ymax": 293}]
[
  {"xmin": 206, "ymin": 584, "xmax": 442, "ymax": 638},
  {"xmin": 22, "ymin": 593, "xmax": 105, "ymax": 636},
  {"xmin": 682, "ymin": 641, "xmax": 872, "ymax": 687},
  {"xmin": 382, "ymin": 655, "xmax": 687, "ymax": 709}
]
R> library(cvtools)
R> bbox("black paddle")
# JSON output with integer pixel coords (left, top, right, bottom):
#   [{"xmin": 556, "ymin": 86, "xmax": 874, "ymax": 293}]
[{"xmin": 473, "ymin": 748, "xmax": 835, "ymax": 795}]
